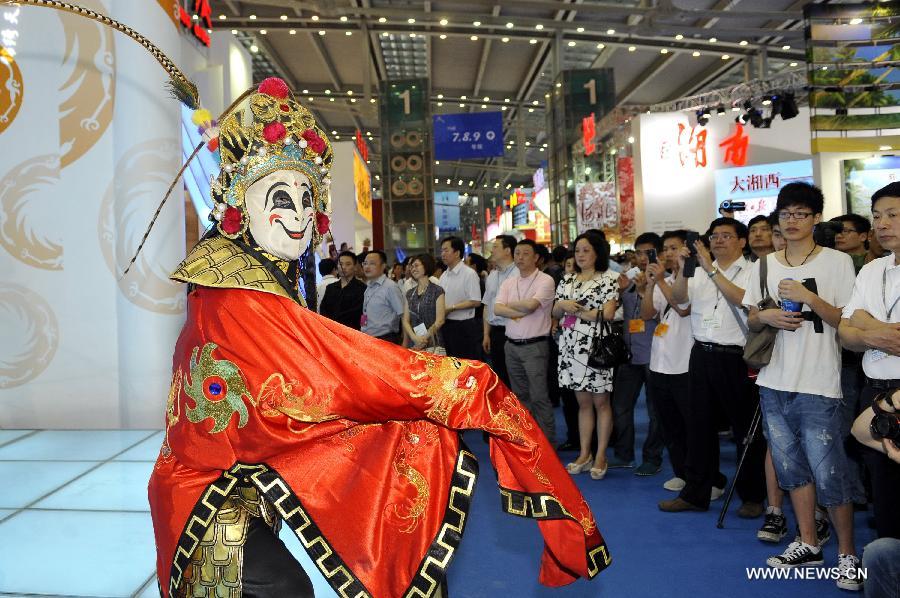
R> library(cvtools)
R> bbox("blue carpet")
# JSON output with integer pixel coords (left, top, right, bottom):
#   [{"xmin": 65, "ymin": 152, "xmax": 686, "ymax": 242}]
[{"xmin": 445, "ymin": 396, "xmax": 877, "ymax": 597}]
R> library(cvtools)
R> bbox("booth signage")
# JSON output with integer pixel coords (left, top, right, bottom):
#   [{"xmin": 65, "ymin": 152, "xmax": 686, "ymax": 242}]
[
  {"xmin": 582, "ymin": 113, "xmax": 596, "ymax": 155},
  {"xmin": 714, "ymin": 159, "xmax": 813, "ymax": 224},
  {"xmin": 719, "ymin": 124, "xmax": 749, "ymax": 166},
  {"xmin": 355, "ymin": 130, "xmax": 369, "ymax": 161},
  {"xmin": 353, "ymin": 152, "xmax": 372, "ymax": 223},
  {"xmin": 433, "ymin": 112, "xmax": 504, "ymax": 160}
]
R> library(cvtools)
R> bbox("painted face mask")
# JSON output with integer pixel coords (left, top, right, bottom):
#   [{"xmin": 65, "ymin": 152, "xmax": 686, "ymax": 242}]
[{"xmin": 245, "ymin": 170, "xmax": 315, "ymax": 260}]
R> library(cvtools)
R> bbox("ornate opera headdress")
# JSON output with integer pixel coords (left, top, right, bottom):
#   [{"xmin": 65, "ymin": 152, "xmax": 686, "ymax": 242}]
[{"xmin": 208, "ymin": 77, "xmax": 333, "ymax": 243}]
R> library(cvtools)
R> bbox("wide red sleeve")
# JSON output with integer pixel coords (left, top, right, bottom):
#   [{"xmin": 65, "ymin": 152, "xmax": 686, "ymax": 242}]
[{"xmin": 151, "ymin": 287, "xmax": 610, "ymax": 597}]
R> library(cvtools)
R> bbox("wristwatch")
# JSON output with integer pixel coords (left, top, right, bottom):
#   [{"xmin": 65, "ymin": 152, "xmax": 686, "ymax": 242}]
[{"xmin": 707, "ymin": 267, "xmax": 719, "ymax": 279}]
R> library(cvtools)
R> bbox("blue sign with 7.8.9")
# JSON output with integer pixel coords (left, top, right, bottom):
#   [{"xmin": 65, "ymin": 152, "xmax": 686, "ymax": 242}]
[{"xmin": 433, "ymin": 112, "xmax": 505, "ymax": 160}]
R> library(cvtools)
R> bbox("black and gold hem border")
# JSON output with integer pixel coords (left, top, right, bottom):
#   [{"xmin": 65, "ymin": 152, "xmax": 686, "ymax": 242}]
[
  {"xmin": 498, "ymin": 485, "xmax": 612, "ymax": 578},
  {"xmin": 167, "ymin": 446, "xmax": 481, "ymax": 598},
  {"xmin": 403, "ymin": 444, "xmax": 479, "ymax": 597}
]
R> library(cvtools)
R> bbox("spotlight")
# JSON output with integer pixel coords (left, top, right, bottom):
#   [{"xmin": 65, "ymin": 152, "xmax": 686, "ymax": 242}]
[
  {"xmin": 716, "ymin": 104, "xmax": 726, "ymax": 115},
  {"xmin": 696, "ymin": 108, "xmax": 711, "ymax": 126},
  {"xmin": 779, "ymin": 91, "xmax": 799, "ymax": 120}
]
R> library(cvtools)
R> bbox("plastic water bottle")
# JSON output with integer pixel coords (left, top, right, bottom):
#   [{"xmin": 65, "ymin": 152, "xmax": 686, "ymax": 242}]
[{"xmin": 780, "ymin": 278, "xmax": 803, "ymax": 313}]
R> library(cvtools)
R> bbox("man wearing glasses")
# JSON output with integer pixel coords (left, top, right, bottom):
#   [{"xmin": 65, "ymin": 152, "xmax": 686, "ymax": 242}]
[
  {"xmin": 745, "ymin": 183, "xmax": 861, "ymax": 589},
  {"xmin": 660, "ymin": 217, "xmax": 767, "ymax": 520},
  {"xmin": 831, "ymin": 213, "xmax": 873, "ymax": 274},
  {"xmin": 361, "ymin": 250, "xmax": 405, "ymax": 344}
]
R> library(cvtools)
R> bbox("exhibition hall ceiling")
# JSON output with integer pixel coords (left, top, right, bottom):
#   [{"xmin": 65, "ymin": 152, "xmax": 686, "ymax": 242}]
[{"xmin": 219, "ymin": 0, "xmax": 811, "ymax": 188}]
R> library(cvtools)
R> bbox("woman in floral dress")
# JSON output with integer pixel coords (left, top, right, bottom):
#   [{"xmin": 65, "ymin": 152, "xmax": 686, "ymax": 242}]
[{"xmin": 553, "ymin": 230, "xmax": 619, "ymax": 479}]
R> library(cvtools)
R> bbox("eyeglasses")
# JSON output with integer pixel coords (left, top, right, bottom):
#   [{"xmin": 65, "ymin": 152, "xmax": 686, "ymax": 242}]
[
  {"xmin": 778, "ymin": 210, "xmax": 814, "ymax": 221},
  {"xmin": 839, "ymin": 228, "xmax": 858, "ymax": 234},
  {"xmin": 708, "ymin": 233, "xmax": 736, "ymax": 241}
]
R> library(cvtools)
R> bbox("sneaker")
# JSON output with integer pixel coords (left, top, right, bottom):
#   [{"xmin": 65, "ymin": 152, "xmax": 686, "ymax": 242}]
[
  {"xmin": 793, "ymin": 518, "xmax": 832, "ymax": 547},
  {"xmin": 710, "ymin": 485, "xmax": 725, "ymax": 501},
  {"xmin": 757, "ymin": 512, "xmax": 788, "ymax": 543},
  {"xmin": 635, "ymin": 462, "xmax": 662, "ymax": 476},
  {"xmin": 766, "ymin": 541, "xmax": 824, "ymax": 568},
  {"xmin": 836, "ymin": 553, "xmax": 864, "ymax": 592},
  {"xmin": 606, "ymin": 456, "xmax": 635, "ymax": 469},
  {"xmin": 663, "ymin": 477, "xmax": 685, "ymax": 492}
]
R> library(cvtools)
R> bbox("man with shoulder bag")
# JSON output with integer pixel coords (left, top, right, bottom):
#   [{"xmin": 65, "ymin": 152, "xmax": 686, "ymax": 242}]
[
  {"xmin": 658, "ymin": 218, "xmax": 767, "ymax": 519},
  {"xmin": 745, "ymin": 183, "xmax": 862, "ymax": 590}
]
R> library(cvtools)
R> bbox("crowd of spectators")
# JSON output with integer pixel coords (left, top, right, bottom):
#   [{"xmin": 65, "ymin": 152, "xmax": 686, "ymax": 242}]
[{"xmin": 315, "ymin": 181, "xmax": 900, "ymax": 595}]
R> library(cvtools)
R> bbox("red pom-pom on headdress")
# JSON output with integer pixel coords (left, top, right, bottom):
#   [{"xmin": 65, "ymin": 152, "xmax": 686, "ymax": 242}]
[
  {"xmin": 221, "ymin": 206, "xmax": 243, "ymax": 234},
  {"xmin": 258, "ymin": 77, "xmax": 290, "ymax": 99},
  {"xmin": 263, "ymin": 121, "xmax": 287, "ymax": 143},
  {"xmin": 302, "ymin": 129, "xmax": 326, "ymax": 154},
  {"xmin": 316, "ymin": 212, "xmax": 330, "ymax": 235}
]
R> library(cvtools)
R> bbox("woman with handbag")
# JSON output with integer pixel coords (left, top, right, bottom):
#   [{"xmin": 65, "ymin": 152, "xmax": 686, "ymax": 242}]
[
  {"xmin": 553, "ymin": 231, "xmax": 620, "ymax": 479},
  {"xmin": 402, "ymin": 254, "xmax": 447, "ymax": 355}
]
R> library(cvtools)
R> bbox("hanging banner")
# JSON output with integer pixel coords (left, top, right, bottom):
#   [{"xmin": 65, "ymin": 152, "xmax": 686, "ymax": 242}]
[
  {"xmin": 575, "ymin": 181, "xmax": 618, "ymax": 233},
  {"xmin": 353, "ymin": 151, "xmax": 372, "ymax": 223},
  {"xmin": 617, "ymin": 157, "xmax": 635, "ymax": 240}
]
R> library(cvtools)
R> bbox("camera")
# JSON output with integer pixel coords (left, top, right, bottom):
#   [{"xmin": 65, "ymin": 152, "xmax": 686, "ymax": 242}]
[
  {"xmin": 870, "ymin": 390, "xmax": 900, "ymax": 443},
  {"xmin": 813, "ymin": 221, "xmax": 842, "ymax": 249},
  {"xmin": 719, "ymin": 200, "xmax": 746, "ymax": 213}
]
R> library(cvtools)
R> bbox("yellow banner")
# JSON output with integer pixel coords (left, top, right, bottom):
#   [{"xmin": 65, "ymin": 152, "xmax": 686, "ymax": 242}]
[{"xmin": 353, "ymin": 151, "xmax": 372, "ymax": 223}]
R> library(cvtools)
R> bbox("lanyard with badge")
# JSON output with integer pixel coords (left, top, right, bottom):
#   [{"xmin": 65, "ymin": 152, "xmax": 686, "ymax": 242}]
[
  {"xmin": 627, "ymin": 285, "xmax": 646, "ymax": 334},
  {"xmin": 702, "ymin": 264, "xmax": 743, "ymax": 331},
  {"xmin": 871, "ymin": 263, "xmax": 900, "ymax": 362},
  {"xmin": 361, "ymin": 282, "xmax": 377, "ymax": 327}
]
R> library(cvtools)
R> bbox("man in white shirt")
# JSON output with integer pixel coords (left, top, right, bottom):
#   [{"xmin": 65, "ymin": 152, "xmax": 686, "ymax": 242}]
[
  {"xmin": 316, "ymin": 258, "xmax": 339, "ymax": 313},
  {"xmin": 659, "ymin": 218, "xmax": 767, "ymax": 519},
  {"xmin": 494, "ymin": 239, "xmax": 557, "ymax": 443},
  {"xmin": 641, "ymin": 230, "xmax": 693, "ymax": 492},
  {"xmin": 482, "ymin": 235, "xmax": 518, "ymax": 386},
  {"xmin": 745, "ymin": 183, "xmax": 861, "ymax": 589},
  {"xmin": 840, "ymin": 182, "xmax": 900, "ymax": 544},
  {"xmin": 439, "ymin": 236, "xmax": 483, "ymax": 360}
]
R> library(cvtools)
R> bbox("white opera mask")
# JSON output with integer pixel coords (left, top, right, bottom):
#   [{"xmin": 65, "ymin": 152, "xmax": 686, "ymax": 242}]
[{"xmin": 244, "ymin": 170, "xmax": 315, "ymax": 260}]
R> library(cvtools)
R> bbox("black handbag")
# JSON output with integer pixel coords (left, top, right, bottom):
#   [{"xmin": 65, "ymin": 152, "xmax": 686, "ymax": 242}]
[{"xmin": 588, "ymin": 316, "xmax": 632, "ymax": 369}]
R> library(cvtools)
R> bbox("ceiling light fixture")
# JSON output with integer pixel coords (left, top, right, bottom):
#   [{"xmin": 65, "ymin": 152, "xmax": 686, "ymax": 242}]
[
  {"xmin": 790, "ymin": 61, "xmax": 798, "ymax": 67},
  {"xmin": 739, "ymin": 40, "xmax": 749, "ymax": 46},
  {"xmin": 319, "ymin": 30, "xmax": 326, "ymax": 35},
  {"xmin": 577, "ymin": 27, "xmax": 585, "ymax": 32},
  {"xmin": 675, "ymin": 34, "xmax": 684, "ymax": 40},
  {"xmin": 721, "ymin": 54, "xmax": 730, "ymax": 60},
  {"xmin": 535, "ymin": 24, "xmax": 544, "ymax": 30},
  {"xmin": 506, "ymin": 22, "xmax": 514, "ymax": 28},
  {"xmin": 597, "ymin": 43, "xmax": 605, "ymax": 49},
  {"xmin": 606, "ymin": 28, "xmax": 615, "ymax": 34},
  {"xmin": 502, "ymin": 37, "xmax": 509, "ymax": 42},
  {"xmin": 709, "ymin": 37, "xmax": 717, "ymax": 43},
  {"xmin": 340, "ymin": 16, "xmax": 348, "ymax": 22},
  {"xmin": 249, "ymin": 44, "xmax": 258, "ymax": 53},
  {"xmin": 782, "ymin": 45, "xmax": 791, "ymax": 50},
  {"xmin": 408, "ymin": 18, "xmax": 415, "ymax": 24},
  {"xmin": 628, "ymin": 46, "xmax": 636, "ymax": 52},
  {"xmin": 259, "ymin": 29, "xmax": 267, "ymax": 34},
  {"xmin": 692, "ymin": 51, "xmax": 701, "ymax": 57},
  {"xmin": 529, "ymin": 39, "xmax": 537, "ymax": 44},
  {"xmin": 311, "ymin": 15, "xmax": 319, "ymax": 21},
  {"xmin": 470, "ymin": 35, "xmax": 478, "ymax": 40},
  {"xmin": 660, "ymin": 48, "xmax": 668, "ymax": 54},
  {"xmin": 440, "ymin": 18, "xmax": 448, "ymax": 26},
  {"xmin": 568, "ymin": 41, "xmax": 576, "ymax": 47},
  {"xmin": 473, "ymin": 21, "xmax": 481, "ymax": 26},
  {"xmin": 289, "ymin": 29, "xmax": 296, "ymax": 34},
  {"xmin": 249, "ymin": 14, "xmax": 256, "ymax": 20},
  {"xmin": 378, "ymin": 17, "xmax": 386, "ymax": 23}
]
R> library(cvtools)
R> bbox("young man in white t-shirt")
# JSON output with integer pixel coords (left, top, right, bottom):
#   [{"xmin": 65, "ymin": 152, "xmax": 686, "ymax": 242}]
[
  {"xmin": 839, "ymin": 182, "xmax": 900, "ymax": 543},
  {"xmin": 744, "ymin": 183, "xmax": 862, "ymax": 590},
  {"xmin": 640, "ymin": 230, "xmax": 693, "ymax": 492}
]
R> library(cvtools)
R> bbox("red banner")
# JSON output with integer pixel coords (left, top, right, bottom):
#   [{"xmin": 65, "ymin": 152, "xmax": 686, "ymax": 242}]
[{"xmin": 617, "ymin": 157, "xmax": 635, "ymax": 241}]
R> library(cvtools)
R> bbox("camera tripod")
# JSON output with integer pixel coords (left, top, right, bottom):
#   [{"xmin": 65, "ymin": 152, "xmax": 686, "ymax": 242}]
[{"xmin": 716, "ymin": 401, "xmax": 763, "ymax": 529}]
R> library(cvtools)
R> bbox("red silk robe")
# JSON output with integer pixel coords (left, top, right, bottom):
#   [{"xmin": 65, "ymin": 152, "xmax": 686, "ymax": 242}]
[{"xmin": 149, "ymin": 287, "xmax": 610, "ymax": 597}]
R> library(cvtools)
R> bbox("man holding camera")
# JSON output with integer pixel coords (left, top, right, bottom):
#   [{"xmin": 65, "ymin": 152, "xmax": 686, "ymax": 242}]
[
  {"xmin": 840, "ymin": 182, "xmax": 900, "ymax": 545},
  {"xmin": 659, "ymin": 218, "xmax": 767, "ymax": 518},
  {"xmin": 610, "ymin": 232, "xmax": 665, "ymax": 475}
]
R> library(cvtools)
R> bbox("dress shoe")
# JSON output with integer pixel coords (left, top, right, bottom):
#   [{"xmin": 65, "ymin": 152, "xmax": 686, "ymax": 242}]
[
  {"xmin": 658, "ymin": 497, "xmax": 706, "ymax": 513},
  {"xmin": 737, "ymin": 501, "xmax": 765, "ymax": 519},
  {"xmin": 556, "ymin": 441, "xmax": 579, "ymax": 452},
  {"xmin": 635, "ymin": 462, "xmax": 662, "ymax": 476}
]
